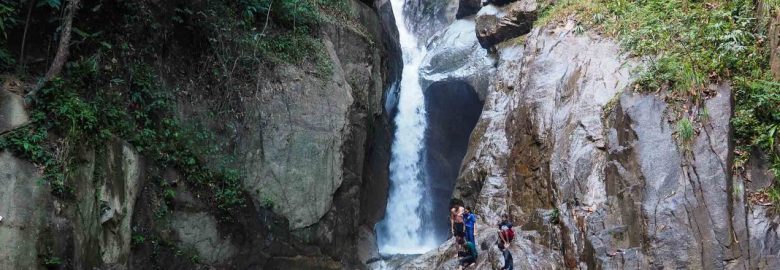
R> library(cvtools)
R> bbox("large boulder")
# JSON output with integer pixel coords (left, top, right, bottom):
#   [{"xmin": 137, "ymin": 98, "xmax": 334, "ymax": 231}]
[
  {"xmin": 403, "ymin": 0, "xmax": 460, "ymax": 42},
  {"xmin": 421, "ymin": 19, "xmax": 495, "ymax": 99},
  {"xmin": 0, "ymin": 84, "xmax": 29, "ymax": 133},
  {"xmin": 475, "ymin": 0, "xmax": 538, "ymax": 48},
  {"xmin": 168, "ymin": 0, "xmax": 400, "ymax": 265}
]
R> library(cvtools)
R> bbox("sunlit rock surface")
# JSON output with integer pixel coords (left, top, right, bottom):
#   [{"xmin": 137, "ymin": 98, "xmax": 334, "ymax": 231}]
[{"xmin": 393, "ymin": 12, "xmax": 780, "ymax": 268}]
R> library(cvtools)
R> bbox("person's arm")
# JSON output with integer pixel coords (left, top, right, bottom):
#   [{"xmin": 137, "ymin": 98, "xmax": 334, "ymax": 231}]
[
  {"xmin": 450, "ymin": 210, "xmax": 455, "ymax": 235},
  {"xmin": 473, "ymin": 216, "xmax": 477, "ymax": 236}
]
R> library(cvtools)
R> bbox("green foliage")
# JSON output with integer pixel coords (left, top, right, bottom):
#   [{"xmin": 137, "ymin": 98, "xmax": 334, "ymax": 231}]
[
  {"xmin": 132, "ymin": 234, "xmax": 147, "ymax": 246},
  {"xmin": 232, "ymin": 0, "xmax": 346, "ymax": 74},
  {"xmin": 0, "ymin": 1, "xmax": 18, "ymax": 68},
  {"xmin": 42, "ymin": 249, "xmax": 63, "ymax": 267},
  {"xmin": 769, "ymin": 187, "xmax": 780, "ymax": 207},
  {"xmin": 0, "ymin": 124, "xmax": 69, "ymax": 196},
  {"xmin": 677, "ymin": 118, "xmax": 694, "ymax": 143},
  {"xmin": 698, "ymin": 107, "xmax": 710, "ymax": 123},
  {"xmin": 248, "ymin": 30, "xmax": 333, "ymax": 75},
  {"xmin": 544, "ymin": 0, "xmax": 763, "ymax": 93},
  {"xmin": 252, "ymin": 31, "xmax": 316, "ymax": 62},
  {"xmin": 154, "ymin": 204, "xmax": 169, "ymax": 220},
  {"xmin": 37, "ymin": 0, "xmax": 62, "ymax": 9},
  {"xmin": 734, "ymin": 79, "xmax": 780, "ymax": 148},
  {"xmin": 0, "ymin": 2, "xmax": 16, "ymax": 36},
  {"xmin": 261, "ymin": 196, "xmax": 275, "ymax": 209},
  {"xmin": 189, "ymin": 254, "xmax": 200, "ymax": 264},
  {"xmin": 1, "ymin": 56, "xmax": 246, "ymax": 209},
  {"xmin": 240, "ymin": 0, "xmax": 352, "ymax": 27},
  {"xmin": 549, "ymin": 208, "xmax": 560, "ymax": 224},
  {"xmin": 163, "ymin": 188, "xmax": 176, "ymax": 200}
]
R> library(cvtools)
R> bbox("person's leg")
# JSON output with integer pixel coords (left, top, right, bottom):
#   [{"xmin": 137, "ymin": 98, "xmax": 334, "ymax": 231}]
[
  {"xmin": 465, "ymin": 227, "xmax": 474, "ymax": 243},
  {"xmin": 456, "ymin": 223, "xmax": 465, "ymax": 238},
  {"xmin": 465, "ymin": 257, "xmax": 476, "ymax": 267}
]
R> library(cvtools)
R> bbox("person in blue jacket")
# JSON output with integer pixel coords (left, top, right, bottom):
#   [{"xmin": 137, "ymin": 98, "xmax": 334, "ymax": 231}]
[{"xmin": 464, "ymin": 207, "xmax": 477, "ymax": 244}]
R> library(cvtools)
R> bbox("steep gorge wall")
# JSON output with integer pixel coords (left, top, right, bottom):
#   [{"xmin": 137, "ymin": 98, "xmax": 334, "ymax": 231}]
[
  {"xmin": 395, "ymin": 0, "xmax": 780, "ymax": 269},
  {"xmin": 172, "ymin": 0, "xmax": 401, "ymax": 263},
  {"xmin": 0, "ymin": 0, "xmax": 400, "ymax": 269}
]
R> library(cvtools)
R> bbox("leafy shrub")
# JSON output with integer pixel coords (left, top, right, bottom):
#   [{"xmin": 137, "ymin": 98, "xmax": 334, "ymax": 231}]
[{"xmin": 0, "ymin": 1, "xmax": 18, "ymax": 68}]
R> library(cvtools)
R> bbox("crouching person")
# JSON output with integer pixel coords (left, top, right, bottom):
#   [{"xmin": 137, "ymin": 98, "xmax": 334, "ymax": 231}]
[{"xmin": 457, "ymin": 238, "xmax": 478, "ymax": 269}]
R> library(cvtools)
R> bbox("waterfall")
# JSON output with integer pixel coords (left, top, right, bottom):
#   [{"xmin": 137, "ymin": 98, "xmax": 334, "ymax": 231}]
[{"xmin": 376, "ymin": 0, "xmax": 437, "ymax": 255}]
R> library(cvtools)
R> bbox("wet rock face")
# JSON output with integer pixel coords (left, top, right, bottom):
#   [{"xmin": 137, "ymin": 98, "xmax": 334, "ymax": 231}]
[
  {"xmin": 172, "ymin": 0, "xmax": 400, "ymax": 265},
  {"xmin": 403, "ymin": 0, "xmax": 459, "ymax": 41},
  {"xmin": 421, "ymin": 19, "xmax": 495, "ymax": 100},
  {"xmin": 456, "ymin": 0, "xmax": 483, "ymax": 19},
  {"xmin": 406, "ymin": 12, "xmax": 777, "ymax": 268},
  {"xmin": 423, "ymin": 81, "xmax": 484, "ymax": 241},
  {"xmin": 414, "ymin": 8, "xmax": 494, "ymax": 243},
  {"xmin": 0, "ymin": 87, "xmax": 28, "ymax": 132},
  {"xmin": 0, "ymin": 136, "xmax": 144, "ymax": 270},
  {"xmin": 475, "ymin": 0, "xmax": 538, "ymax": 48},
  {"xmin": 0, "ymin": 0, "xmax": 400, "ymax": 268},
  {"xmin": 0, "ymin": 152, "xmax": 52, "ymax": 269}
]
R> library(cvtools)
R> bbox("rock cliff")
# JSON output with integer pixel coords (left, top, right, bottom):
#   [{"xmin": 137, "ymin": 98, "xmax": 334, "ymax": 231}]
[
  {"xmin": 391, "ymin": 0, "xmax": 780, "ymax": 269},
  {"xmin": 0, "ymin": 0, "xmax": 400, "ymax": 269}
]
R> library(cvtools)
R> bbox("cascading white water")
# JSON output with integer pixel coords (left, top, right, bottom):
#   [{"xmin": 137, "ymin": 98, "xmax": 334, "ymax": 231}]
[{"xmin": 376, "ymin": 0, "xmax": 437, "ymax": 255}]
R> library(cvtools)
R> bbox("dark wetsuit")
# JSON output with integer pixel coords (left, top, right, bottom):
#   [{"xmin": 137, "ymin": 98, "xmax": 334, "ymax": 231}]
[
  {"xmin": 502, "ymin": 249, "xmax": 514, "ymax": 270},
  {"xmin": 458, "ymin": 241, "xmax": 478, "ymax": 267}
]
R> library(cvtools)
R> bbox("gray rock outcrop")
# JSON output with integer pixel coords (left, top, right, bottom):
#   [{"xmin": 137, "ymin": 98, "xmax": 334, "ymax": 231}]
[
  {"xmin": 403, "ymin": 0, "xmax": 459, "ymax": 42},
  {"xmin": 171, "ymin": 0, "xmax": 402, "ymax": 264},
  {"xmin": 475, "ymin": 0, "xmax": 539, "ymax": 48},
  {"xmin": 0, "ymin": 0, "xmax": 401, "ymax": 268},
  {"xmin": 0, "ymin": 133, "xmax": 145, "ymax": 269},
  {"xmin": 396, "ymin": 12, "xmax": 780, "ymax": 269}
]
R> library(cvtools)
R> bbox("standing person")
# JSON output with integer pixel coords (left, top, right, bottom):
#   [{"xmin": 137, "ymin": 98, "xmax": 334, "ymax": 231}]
[
  {"xmin": 464, "ymin": 207, "xmax": 477, "ymax": 244},
  {"xmin": 450, "ymin": 199, "xmax": 466, "ymax": 239},
  {"xmin": 456, "ymin": 238, "xmax": 478, "ymax": 269},
  {"xmin": 498, "ymin": 241, "xmax": 514, "ymax": 270},
  {"xmin": 498, "ymin": 213, "xmax": 515, "ymax": 246}
]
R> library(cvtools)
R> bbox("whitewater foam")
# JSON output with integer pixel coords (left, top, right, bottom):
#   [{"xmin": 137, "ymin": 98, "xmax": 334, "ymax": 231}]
[{"xmin": 376, "ymin": 0, "xmax": 437, "ymax": 254}]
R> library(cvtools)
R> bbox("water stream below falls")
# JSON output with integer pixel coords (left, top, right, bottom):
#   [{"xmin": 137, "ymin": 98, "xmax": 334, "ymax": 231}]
[{"xmin": 375, "ymin": 0, "xmax": 437, "ymax": 255}]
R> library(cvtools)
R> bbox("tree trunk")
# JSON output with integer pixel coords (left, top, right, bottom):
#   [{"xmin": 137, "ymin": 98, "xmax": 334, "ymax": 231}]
[{"xmin": 28, "ymin": 0, "xmax": 81, "ymax": 98}]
